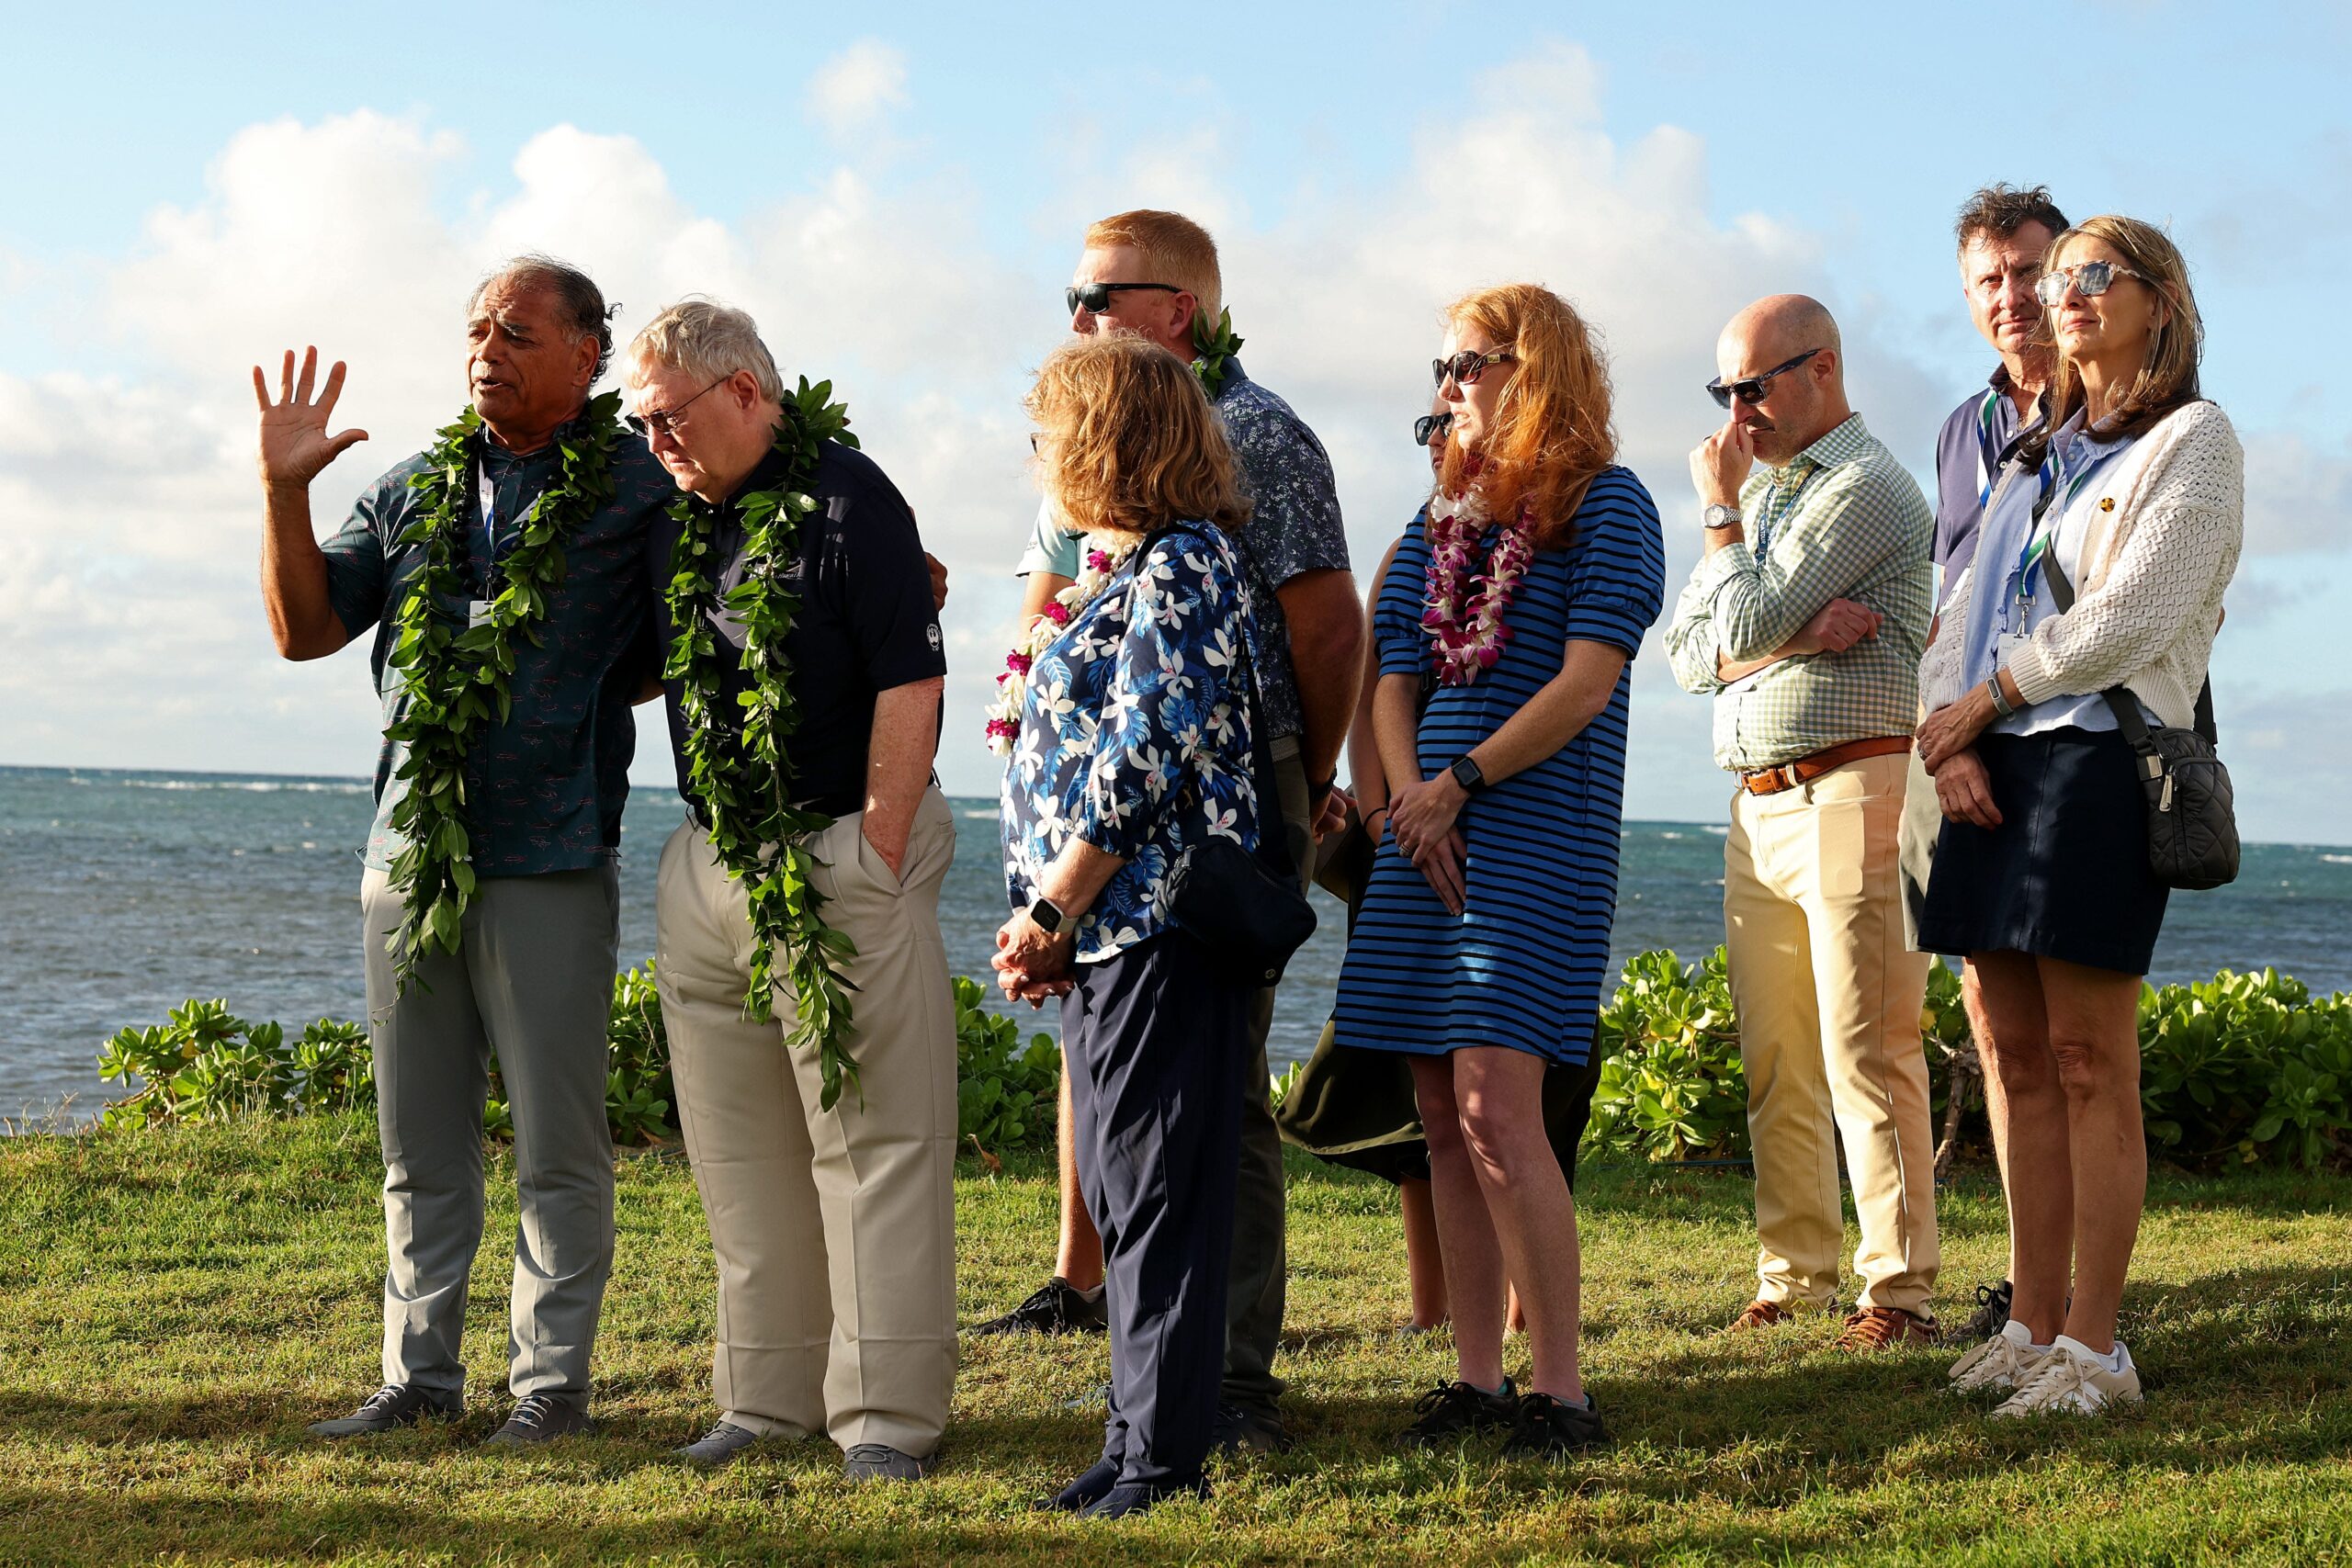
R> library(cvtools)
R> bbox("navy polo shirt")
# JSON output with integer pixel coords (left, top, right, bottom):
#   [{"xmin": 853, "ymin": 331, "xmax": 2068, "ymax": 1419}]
[{"xmin": 1931, "ymin": 365, "xmax": 2046, "ymax": 604}]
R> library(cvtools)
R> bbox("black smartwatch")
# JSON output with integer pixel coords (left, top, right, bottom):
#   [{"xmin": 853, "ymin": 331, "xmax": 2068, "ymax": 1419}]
[
  {"xmin": 1448, "ymin": 755, "xmax": 1486, "ymax": 794},
  {"xmin": 1027, "ymin": 896, "xmax": 1068, "ymax": 934}
]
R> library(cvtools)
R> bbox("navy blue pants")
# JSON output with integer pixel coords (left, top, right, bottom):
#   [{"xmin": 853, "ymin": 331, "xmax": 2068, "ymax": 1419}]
[{"xmin": 1064, "ymin": 932, "xmax": 1251, "ymax": 1490}]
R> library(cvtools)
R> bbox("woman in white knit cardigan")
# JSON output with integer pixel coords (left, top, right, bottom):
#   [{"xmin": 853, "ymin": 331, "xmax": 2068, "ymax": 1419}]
[{"xmin": 1912, "ymin": 215, "xmax": 2243, "ymax": 1419}]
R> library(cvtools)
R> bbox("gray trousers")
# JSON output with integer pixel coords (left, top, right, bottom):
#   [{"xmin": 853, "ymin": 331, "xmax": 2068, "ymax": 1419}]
[
  {"xmin": 359, "ymin": 864, "xmax": 618, "ymax": 1402},
  {"xmin": 1222, "ymin": 743, "xmax": 1309, "ymax": 1419}
]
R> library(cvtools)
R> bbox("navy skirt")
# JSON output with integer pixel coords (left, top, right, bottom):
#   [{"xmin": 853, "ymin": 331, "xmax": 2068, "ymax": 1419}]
[{"xmin": 1918, "ymin": 728, "xmax": 2170, "ymax": 976}]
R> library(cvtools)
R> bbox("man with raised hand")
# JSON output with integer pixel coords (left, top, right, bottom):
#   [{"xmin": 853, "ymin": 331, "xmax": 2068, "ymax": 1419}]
[
  {"xmin": 254, "ymin": 255, "xmax": 672, "ymax": 1445},
  {"xmin": 1905, "ymin": 185, "xmax": 2069, "ymax": 1348},
  {"xmin": 628, "ymin": 299, "xmax": 956, "ymax": 1483},
  {"xmin": 1664, "ymin": 294, "xmax": 1942, "ymax": 1351},
  {"xmin": 981, "ymin": 209, "xmax": 1359, "ymax": 1456}
]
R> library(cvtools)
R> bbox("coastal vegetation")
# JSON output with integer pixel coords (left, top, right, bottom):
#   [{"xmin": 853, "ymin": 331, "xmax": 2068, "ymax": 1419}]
[{"xmin": 95, "ymin": 953, "xmax": 2352, "ymax": 1173}]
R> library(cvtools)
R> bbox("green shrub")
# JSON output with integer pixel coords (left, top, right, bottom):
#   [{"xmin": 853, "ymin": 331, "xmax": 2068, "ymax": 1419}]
[
  {"xmin": 952, "ymin": 976, "xmax": 1059, "ymax": 1156},
  {"xmin": 1585, "ymin": 948, "xmax": 1752, "ymax": 1161}
]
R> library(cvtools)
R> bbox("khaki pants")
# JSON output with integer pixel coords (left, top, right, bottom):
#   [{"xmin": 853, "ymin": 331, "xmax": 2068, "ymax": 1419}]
[
  {"xmin": 1724, "ymin": 752, "xmax": 1939, "ymax": 1316},
  {"xmin": 656, "ymin": 789, "xmax": 959, "ymax": 1455}
]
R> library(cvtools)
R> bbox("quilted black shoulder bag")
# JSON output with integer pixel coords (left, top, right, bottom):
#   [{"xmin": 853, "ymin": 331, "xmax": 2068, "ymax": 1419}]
[{"xmin": 2043, "ymin": 547, "xmax": 2239, "ymax": 890}]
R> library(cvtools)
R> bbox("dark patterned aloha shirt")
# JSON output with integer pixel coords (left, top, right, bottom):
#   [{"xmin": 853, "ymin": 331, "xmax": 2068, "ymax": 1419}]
[
  {"xmin": 320, "ymin": 412, "xmax": 673, "ymax": 875},
  {"xmin": 1001, "ymin": 523, "xmax": 1264, "ymax": 962},
  {"xmin": 1015, "ymin": 359, "xmax": 1349, "ymax": 740}
]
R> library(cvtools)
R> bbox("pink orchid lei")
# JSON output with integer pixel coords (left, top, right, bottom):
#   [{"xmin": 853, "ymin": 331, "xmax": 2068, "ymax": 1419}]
[
  {"xmin": 984, "ymin": 534, "xmax": 1141, "ymax": 759},
  {"xmin": 1421, "ymin": 485, "xmax": 1536, "ymax": 686}
]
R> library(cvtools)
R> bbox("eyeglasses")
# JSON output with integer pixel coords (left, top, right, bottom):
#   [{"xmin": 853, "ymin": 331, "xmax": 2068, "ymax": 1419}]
[
  {"xmin": 1706, "ymin": 348, "xmax": 1822, "ymax": 410},
  {"xmin": 1413, "ymin": 412, "xmax": 1453, "ymax": 447},
  {"xmin": 1066, "ymin": 281, "xmax": 1182, "ymax": 317},
  {"xmin": 1433, "ymin": 348, "xmax": 1516, "ymax": 388},
  {"xmin": 626, "ymin": 377, "xmax": 727, "ymax": 439},
  {"xmin": 2034, "ymin": 259, "xmax": 2154, "ymax": 309}
]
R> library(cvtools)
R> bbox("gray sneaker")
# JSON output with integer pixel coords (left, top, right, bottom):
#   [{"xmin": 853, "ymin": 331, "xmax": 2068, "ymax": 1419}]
[
  {"xmin": 843, "ymin": 1443, "xmax": 937, "ymax": 1482},
  {"xmin": 305, "ymin": 1382, "xmax": 461, "ymax": 1438},
  {"xmin": 673, "ymin": 1420, "xmax": 766, "ymax": 1469},
  {"xmin": 483, "ymin": 1393, "xmax": 595, "ymax": 1447}
]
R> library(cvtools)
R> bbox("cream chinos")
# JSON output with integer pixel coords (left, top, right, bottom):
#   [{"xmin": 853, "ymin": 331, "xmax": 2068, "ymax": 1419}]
[
  {"xmin": 1723, "ymin": 751, "xmax": 1940, "ymax": 1316},
  {"xmin": 358, "ymin": 863, "xmax": 620, "ymax": 1403},
  {"xmin": 657, "ymin": 787, "xmax": 960, "ymax": 1457}
]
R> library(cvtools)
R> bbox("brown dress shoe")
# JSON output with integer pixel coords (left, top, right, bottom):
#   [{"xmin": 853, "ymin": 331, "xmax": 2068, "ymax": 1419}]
[
  {"xmin": 1728, "ymin": 1299, "xmax": 1795, "ymax": 1332},
  {"xmin": 1835, "ymin": 1306, "xmax": 1938, "ymax": 1350}
]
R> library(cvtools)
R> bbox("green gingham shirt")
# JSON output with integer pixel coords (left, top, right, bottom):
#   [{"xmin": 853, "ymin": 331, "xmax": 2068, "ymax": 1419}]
[{"xmin": 1665, "ymin": 413, "xmax": 1933, "ymax": 772}]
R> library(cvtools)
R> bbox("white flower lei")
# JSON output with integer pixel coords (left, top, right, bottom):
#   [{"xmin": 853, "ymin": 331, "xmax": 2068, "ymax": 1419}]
[{"xmin": 984, "ymin": 531, "xmax": 1142, "ymax": 758}]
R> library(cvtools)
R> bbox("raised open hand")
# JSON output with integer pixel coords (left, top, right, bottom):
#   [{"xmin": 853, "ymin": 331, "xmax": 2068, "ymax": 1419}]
[{"xmin": 254, "ymin": 346, "xmax": 368, "ymax": 489}]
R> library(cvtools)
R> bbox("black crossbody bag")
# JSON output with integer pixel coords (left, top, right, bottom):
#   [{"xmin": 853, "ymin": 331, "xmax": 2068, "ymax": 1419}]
[
  {"xmin": 1157, "ymin": 530, "xmax": 1318, "ymax": 986},
  {"xmin": 2041, "ymin": 536, "xmax": 2240, "ymax": 891}
]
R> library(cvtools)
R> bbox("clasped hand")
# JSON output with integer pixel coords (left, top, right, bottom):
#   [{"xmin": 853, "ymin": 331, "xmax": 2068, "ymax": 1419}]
[
  {"xmin": 1917, "ymin": 687, "xmax": 2004, "ymax": 830},
  {"xmin": 1386, "ymin": 773, "xmax": 1469, "ymax": 917},
  {"xmin": 992, "ymin": 908, "xmax": 1076, "ymax": 1008}
]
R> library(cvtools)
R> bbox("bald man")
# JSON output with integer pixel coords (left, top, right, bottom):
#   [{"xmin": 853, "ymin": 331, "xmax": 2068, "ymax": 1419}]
[{"xmin": 1664, "ymin": 295, "xmax": 1942, "ymax": 1350}]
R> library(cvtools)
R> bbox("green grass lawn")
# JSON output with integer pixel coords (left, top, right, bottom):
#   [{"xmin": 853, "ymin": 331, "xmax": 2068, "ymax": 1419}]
[{"xmin": 2, "ymin": 1120, "xmax": 2348, "ymax": 1565}]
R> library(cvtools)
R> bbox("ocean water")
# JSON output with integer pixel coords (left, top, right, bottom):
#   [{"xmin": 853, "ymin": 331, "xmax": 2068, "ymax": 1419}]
[{"xmin": 5, "ymin": 762, "xmax": 2349, "ymax": 1124}]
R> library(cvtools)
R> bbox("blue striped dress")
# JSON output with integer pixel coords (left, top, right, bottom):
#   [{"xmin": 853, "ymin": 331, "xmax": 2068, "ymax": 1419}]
[{"xmin": 1333, "ymin": 468, "xmax": 1667, "ymax": 1066}]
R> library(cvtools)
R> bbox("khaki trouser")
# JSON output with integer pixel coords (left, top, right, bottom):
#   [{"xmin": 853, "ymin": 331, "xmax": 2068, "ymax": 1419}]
[
  {"xmin": 1724, "ymin": 751, "xmax": 1939, "ymax": 1315},
  {"xmin": 656, "ymin": 789, "xmax": 959, "ymax": 1455}
]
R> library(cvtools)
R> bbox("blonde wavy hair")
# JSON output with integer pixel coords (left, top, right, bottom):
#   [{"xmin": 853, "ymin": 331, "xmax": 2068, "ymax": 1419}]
[
  {"xmin": 1436, "ymin": 283, "xmax": 1617, "ymax": 547},
  {"xmin": 2037, "ymin": 215, "xmax": 2204, "ymax": 444},
  {"xmin": 1025, "ymin": 336, "xmax": 1249, "ymax": 538}
]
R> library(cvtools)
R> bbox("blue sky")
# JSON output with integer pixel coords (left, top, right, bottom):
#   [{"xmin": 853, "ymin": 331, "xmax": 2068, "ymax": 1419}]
[{"xmin": 4, "ymin": 1, "xmax": 2349, "ymax": 838}]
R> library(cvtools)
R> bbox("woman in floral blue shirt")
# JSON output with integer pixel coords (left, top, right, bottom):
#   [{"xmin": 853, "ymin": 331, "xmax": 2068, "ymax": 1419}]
[{"xmin": 993, "ymin": 335, "xmax": 1262, "ymax": 1518}]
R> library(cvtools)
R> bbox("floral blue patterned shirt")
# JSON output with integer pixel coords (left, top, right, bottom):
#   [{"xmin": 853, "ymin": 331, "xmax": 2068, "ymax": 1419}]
[{"xmin": 1001, "ymin": 523, "xmax": 1264, "ymax": 962}]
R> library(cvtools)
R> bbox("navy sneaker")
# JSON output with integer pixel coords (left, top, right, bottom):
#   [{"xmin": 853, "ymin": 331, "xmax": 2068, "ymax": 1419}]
[
  {"xmin": 483, "ymin": 1393, "xmax": 595, "ymax": 1447},
  {"xmin": 305, "ymin": 1382, "xmax": 460, "ymax": 1439},
  {"xmin": 1035, "ymin": 1457, "xmax": 1120, "ymax": 1513},
  {"xmin": 1080, "ymin": 1478, "xmax": 1207, "ymax": 1518}
]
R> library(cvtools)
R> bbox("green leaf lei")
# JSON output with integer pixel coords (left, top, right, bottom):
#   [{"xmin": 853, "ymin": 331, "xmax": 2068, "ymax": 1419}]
[
  {"xmin": 662, "ymin": 378, "xmax": 865, "ymax": 1111},
  {"xmin": 379, "ymin": 391, "xmax": 624, "ymax": 991},
  {"xmin": 1191, "ymin": 307, "xmax": 1244, "ymax": 398}
]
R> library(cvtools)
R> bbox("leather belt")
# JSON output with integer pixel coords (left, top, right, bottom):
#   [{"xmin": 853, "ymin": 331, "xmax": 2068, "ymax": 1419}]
[{"xmin": 1738, "ymin": 736, "xmax": 1912, "ymax": 796}]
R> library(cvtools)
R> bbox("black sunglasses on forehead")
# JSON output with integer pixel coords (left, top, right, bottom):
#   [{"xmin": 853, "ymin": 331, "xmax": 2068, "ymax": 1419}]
[
  {"xmin": 1065, "ymin": 281, "xmax": 1182, "ymax": 317},
  {"xmin": 1706, "ymin": 347, "xmax": 1823, "ymax": 410}
]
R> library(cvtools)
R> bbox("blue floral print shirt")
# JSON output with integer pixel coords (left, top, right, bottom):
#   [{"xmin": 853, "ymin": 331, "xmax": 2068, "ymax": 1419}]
[{"xmin": 1001, "ymin": 523, "xmax": 1264, "ymax": 962}]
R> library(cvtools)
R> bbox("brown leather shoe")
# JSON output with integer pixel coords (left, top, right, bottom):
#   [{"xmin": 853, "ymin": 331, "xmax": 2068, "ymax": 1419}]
[
  {"xmin": 1835, "ymin": 1305, "xmax": 1938, "ymax": 1350},
  {"xmin": 1728, "ymin": 1299, "xmax": 1795, "ymax": 1332}
]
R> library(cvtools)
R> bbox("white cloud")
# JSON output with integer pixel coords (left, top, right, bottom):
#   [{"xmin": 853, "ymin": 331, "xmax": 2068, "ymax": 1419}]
[
  {"xmin": 2241, "ymin": 427, "xmax": 2352, "ymax": 557},
  {"xmin": 807, "ymin": 39, "xmax": 910, "ymax": 139},
  {"xmin": 1, "ymin": 45, "xmax": 2343, "ymax": 843}
]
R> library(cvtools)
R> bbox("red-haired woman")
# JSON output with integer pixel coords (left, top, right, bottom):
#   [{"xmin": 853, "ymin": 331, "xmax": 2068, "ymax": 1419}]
[{"xmin": 1333, "ymin": 284, "xmax": 1665, "ymax": 1459}]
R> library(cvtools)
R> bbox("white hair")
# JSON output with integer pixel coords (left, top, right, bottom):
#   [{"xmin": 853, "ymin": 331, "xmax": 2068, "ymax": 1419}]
[{"xmin": 623, "ymin": 297, "xmax": 784, "ymax": 402}]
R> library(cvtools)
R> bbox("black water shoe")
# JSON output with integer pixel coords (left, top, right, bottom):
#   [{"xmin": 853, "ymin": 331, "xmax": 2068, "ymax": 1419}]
[
  {"xmin": 1499, "ymin": 1391, "xmax": 1610, "ymax": 1461},
  {"xmin": 1396, "ymin": 1378, "xmax": 1518, "ymax": 1448},
  {"xmin": 971, "ymin": 1277, "xmax": 1109, "ymax": 1337}
]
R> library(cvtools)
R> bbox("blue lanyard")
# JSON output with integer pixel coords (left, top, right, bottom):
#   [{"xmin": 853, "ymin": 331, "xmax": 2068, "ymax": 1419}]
[
  {"xmin": 2013, "ymin": 444, "xmax": 2118, "ymax": 610},
  {"xmin": 1973, "ymin": 388, "xmax": 2005, "ymax": 512}
]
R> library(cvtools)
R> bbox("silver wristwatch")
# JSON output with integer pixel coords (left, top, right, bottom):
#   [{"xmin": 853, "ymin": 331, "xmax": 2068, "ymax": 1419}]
[{"xmin": 1702, "ymin": 503, "xmax": 1742, "ymax": 532}]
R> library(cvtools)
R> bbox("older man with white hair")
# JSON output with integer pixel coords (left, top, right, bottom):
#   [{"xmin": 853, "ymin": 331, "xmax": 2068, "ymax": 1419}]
[{"xmin": 625, "ymin": 299, "xmax": 956, "ymax": 1483}]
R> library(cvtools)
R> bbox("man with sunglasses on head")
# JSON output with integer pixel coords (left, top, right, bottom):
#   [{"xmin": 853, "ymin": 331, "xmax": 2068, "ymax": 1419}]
[
  {"xmin": 1901, "ymin": 185, "xmax": 2069, "ymax": 1349},
  {"xmin": 983, "ymin": 209, "xmax": 1357, "ymax": 1458},
  {"xmin": 1664, "ymin": 294, "xmax": 1942, "ymax": 1351},
  {"xmin": 255, "ymin": 255, "xmax": 674, "ymax": 1447}
]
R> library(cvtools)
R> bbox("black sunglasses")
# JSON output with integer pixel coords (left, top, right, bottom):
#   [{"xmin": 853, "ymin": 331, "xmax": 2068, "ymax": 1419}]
[
  {"xmin": 1413, "ymin": 412, "xmax": 1453, "ymax": 447},
  {"xmin": 1433, "ymin": 348, "xmax": 1515, "ymax": 388},
  {"xmin": 1706, "ymin": 348, "xmax": 1823, "ymax": 410},
  {"xmin": 1065, "ymin": 281, "xmax": 1182, "ymax": 317},
  {"xmin": 626, "ymin": 377, "xmax": 727, "ymax": 438}
]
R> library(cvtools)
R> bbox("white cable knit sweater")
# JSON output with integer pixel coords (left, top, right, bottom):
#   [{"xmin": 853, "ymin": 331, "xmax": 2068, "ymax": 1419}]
[{"xmin": 1920, "ymin": 400, "xmax": 2244, "ymax": 728}]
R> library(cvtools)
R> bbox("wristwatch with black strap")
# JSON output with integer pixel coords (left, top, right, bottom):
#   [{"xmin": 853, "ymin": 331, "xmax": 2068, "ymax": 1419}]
[{"xmin": 1448, "ymin": 754, "xmax": 1486, "ymax": 794}]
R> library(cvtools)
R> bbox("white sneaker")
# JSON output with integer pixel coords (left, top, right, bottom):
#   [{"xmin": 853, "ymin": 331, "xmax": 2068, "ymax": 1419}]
[
  {"xmin": 1948, "ymin": 1319, "xmax": 2050, "ymax": 1394},
  {"xmin": 1989, "ymin": 1337, "xmax": 2143, "ymax": 1417}
]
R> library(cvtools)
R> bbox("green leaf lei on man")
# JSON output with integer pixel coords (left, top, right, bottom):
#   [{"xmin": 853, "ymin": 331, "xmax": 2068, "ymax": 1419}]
[
  {"xmin": 379, "ymin": 390, "xmax": 625, "ymax": 990},
  {"xmin": 662, "ymin": 378, "xmax": 865, "ymax": 1111},
  {"xmin": 1191, "ymin": 307, "xmax": 1244, "ymax": 398}
]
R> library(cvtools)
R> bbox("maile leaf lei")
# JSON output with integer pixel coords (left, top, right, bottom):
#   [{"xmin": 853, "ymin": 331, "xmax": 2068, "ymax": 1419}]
[
  {"xmin": 1191, "ymin": 307, "xmax": 1244, "ymax": 399},
  {"xmin": 662, "ymin": 378, "xmax": 865, "ymax": 1111},
  {"xmin": 381, "ymin": 391, "xmax": 623, "ymax": 990}
]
